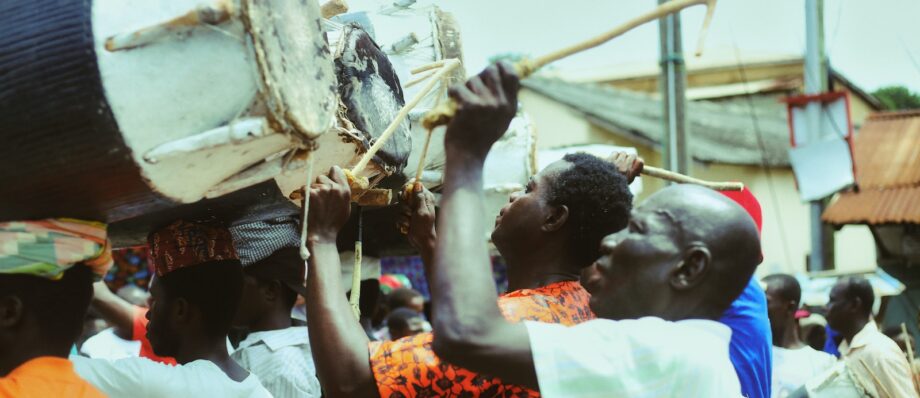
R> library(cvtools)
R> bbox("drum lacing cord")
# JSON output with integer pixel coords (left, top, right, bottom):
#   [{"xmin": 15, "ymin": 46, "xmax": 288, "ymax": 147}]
[{"xmin": 349, "ymin": 207, "xmax": 363, "ymax": 320}]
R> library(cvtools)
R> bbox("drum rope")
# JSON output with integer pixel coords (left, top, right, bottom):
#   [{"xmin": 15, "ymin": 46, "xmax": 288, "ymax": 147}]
[
  {"xmin": 345, "ymin": 59, "xmax": 461, "ymax": 192},
  {"xmin": 299, "ymin": 150, "xmax": 315, "ymax": 261},
  {"xmin": 349, "ymin": 207, "xmax": 363, "ymax": 320}
]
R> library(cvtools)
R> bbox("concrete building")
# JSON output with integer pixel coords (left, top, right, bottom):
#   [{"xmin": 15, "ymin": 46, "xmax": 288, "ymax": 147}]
[{"xmin": 519, "ymin": 54, "xmax": 883, "ymax": 275}]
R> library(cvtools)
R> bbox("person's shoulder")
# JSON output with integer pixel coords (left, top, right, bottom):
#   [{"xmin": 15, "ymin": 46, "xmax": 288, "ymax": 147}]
[
  {"xmin": 73, "ymin": 355, "xmax": 169, "ymax": 373},
  {"xmin": 240, "ymin": 372, "xmax": 277, "ymax": 398},
  {"xmin": 861, "ymin": 329, "xmax": 909, "ymax": 359},
  {"xmin": 801, "ymin": 345, "xmax": 836, "ymax": 361}
]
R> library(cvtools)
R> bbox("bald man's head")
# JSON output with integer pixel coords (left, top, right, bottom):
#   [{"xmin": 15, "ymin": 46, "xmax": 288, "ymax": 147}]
[
  {"xmin": 581, "ymin": 184, "xmax": 761, "ymax": 321},
  {"xmin": 826, "ymin": 276, "xmax": 875, "ymax": 333}
]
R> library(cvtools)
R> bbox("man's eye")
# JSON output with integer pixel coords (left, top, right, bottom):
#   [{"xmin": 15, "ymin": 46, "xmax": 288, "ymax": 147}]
[{"xmin": 629, "ymin": 221, "xmax": 643, "ymax": 233}]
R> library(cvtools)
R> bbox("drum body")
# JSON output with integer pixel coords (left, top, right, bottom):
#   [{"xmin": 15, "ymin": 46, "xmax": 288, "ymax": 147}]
[{"xmin": 1, "ymin": 0, "xmax": 455, "ymax": 245}]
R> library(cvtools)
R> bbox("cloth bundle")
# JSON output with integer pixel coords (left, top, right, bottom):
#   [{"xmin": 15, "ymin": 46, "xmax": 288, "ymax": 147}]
[{"xmin": 0, "ymin": 218, "xmax": 112, "ymax": 279}]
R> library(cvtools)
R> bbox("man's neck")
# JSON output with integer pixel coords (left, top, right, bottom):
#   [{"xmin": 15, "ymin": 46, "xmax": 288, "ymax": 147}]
[
  {"xmin": 842, "ymin": 316, "xmax": 870, "ymax": 344},
  {"xmin": 0, "ymin": 344, "xmax": 70, "ymax": 376},
  {"xmin": 175, "ymin": 335, "xmax": 248, "ymax": 382},
  {"xmin": 503, "ymin": 248, "xmax": 579, "ymax": 292},
  {"xmin": 774, "ymin": 320, "xmax": 805, "ymax": 349},
  {"xmin": 247, "ymin": 308, "xmax": 293, "ymax": 333}
]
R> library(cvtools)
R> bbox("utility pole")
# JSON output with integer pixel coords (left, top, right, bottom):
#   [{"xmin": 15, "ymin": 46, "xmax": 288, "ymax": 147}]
[
  {"xmin": 804, "ymin": 0, "xmax": 833, "ymax": 271},
  {"xmin": 659, "ymin": 0, "xmax": 689, "ymax": 175}
]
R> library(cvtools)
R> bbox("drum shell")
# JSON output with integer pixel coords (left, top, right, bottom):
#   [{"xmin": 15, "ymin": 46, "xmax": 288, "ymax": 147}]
[
  {"xmin": 0, "ymin": 0, "xmax": 338, "ymax": 223},
  {"xmin": 0, "ymin": 0, "xmax": 171, "ymax": 222}
]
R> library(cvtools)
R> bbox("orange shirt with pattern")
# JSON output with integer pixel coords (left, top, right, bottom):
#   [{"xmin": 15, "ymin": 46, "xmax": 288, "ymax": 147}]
[
  {"xmin": 368, "ymin": 280, "xmax": 594, "ymax": 398},
  {"xmin": 0, "ymin": 357, "xmax": 106, "ymax": 398}
]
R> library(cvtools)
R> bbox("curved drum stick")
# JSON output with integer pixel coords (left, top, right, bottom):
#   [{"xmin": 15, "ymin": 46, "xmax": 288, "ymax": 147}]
[
  {"xmin": 422, "ymin": 0, "xmax": 717, "ymax": 130},
  {"xmin": 641, "ymin": 166, "xmax": 743, "ymax": 191}
]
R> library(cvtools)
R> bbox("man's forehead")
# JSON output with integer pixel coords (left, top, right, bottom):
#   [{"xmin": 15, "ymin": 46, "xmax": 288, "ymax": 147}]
[
  {"xmin": 632, "ymin": 204, "xmax": 681, "ymax": 226},
  {"xmin": 537, "ymin": 159, "xmax": 573, "ymax": 179}
]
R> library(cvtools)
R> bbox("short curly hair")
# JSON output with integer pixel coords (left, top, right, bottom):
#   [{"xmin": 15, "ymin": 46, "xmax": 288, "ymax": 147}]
[{"xmin": 544, "ymin": 153, "xmax": 633, "ymax": 268}]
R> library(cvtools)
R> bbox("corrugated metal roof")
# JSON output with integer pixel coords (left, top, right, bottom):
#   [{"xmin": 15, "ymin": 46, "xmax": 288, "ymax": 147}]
[
  {"xmin": 852, "ymin": 110, "xmax": 920, "ymax": 189},
  {"xmin": 522, "ymin": 77, "xmax": 791, "ymax": 166},
  {"xmin": 823, "ymin": 186, "xmax": 920, "ymax": 224},
  {"xmin": 823, "ymin": 110, "xmax": 920, "ymax": 225}
]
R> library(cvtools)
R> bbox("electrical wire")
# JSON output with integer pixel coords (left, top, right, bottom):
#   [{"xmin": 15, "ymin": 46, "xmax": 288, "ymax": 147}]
[{"xmin": 728, "ymin": 24, "xmax": 795, "ymax": 269}]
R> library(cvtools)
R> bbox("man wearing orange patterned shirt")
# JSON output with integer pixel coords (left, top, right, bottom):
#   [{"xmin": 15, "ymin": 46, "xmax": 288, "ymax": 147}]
[{"xmin": 304, "ymin": 143, "xmax": 639, "ymax": 396}]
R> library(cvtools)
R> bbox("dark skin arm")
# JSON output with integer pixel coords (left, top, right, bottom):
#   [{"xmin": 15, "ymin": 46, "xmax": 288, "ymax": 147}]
[
  {"xmin": 91, "ymin": 281, "xmax": 136, "ymax": 340},
  {"xmin": 396, "ymin": 184, "xmax": 437, "ymax": 281},
  {"xmin": 305, "ymin": 166, "xmax": 379, "ymax": 398},
  {"xmin": 429, "ymin": 63, "xmax": 538, "ymax": 389}
]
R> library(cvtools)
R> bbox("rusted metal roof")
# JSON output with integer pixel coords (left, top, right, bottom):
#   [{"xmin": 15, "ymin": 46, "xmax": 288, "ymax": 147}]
[
  {"xmin": 823, "ymin": 186, "xmax": 920, "ymax": 224},
  {"xmin": 823, "ymin": 110, "xmax": 920, "ymax": 224},
  {"xmin": 852, "ymin": 110, "xmax": 920, "ymax": 189}
]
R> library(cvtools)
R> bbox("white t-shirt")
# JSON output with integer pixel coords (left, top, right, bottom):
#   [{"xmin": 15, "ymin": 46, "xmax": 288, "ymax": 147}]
[
  {"xmin": 71, "ymin": 356, "xmax": 273, "ymax": 398},
  {"xmin": 771, "ymin": 345, "xmax": 837, "ymax": 398},
  {"xmin": 80, "ymin": 328, "xmax": 141, "ymax": 360},
  {"xmin": 525, "ymin": 317, "xmax": 743, "ymax": 398}
]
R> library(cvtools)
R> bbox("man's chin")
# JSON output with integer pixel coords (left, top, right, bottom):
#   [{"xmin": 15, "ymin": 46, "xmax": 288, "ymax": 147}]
[{"xmin": 588, "ymin": 297, "xmax": 622, "ymax": 320}]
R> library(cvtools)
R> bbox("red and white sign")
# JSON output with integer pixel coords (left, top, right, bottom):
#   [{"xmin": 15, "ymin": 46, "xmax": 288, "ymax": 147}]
[{"xmin": 782, "ymin": 92, "xmax": 857, "ymax": 202}]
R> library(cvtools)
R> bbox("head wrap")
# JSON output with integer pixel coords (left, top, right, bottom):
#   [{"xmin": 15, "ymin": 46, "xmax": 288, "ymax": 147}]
[
  {"xmin": 229, "ymin": 216, "xmax": 300, "ymax": 266},
  {"xmin": 147, "ymin": 220, "xmax": 238, "ymax": 276},
  {"xmin": 0, "ymin": 218, "xmax": 113, "ymax": 279},
  {"xmin": 720, "ymin": 187, "xmax": 763, "ymax": 234},
  {"xmin": 720, "ymin": 187, "xmax": 764, "ymax": 263}
]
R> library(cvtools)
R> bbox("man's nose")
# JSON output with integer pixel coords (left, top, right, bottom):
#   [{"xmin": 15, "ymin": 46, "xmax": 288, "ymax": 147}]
[{"xmin": 581, "ymin": 262, "xmax": 601, "ymax": 283}]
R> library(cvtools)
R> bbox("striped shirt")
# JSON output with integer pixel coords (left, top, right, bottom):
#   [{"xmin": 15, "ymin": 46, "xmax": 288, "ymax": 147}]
[
  {"xmin": 525, "ymin": 317, "xmax": 743, "ymax": 398},
  {"xmin": 231, "ymin": 326, "xmax": 321, "ymax": 398}
]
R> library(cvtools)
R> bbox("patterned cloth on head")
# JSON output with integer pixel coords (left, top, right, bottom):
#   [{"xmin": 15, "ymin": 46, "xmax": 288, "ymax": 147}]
[
  {"xmin": 368, "ymin": 280, "xmax": 594, "ymax": 398},
  {"xmin": 229, "ymin": 217, "xmax": 300, "ymax": 266},
  {"xmin": 147, "ymin": 220, "xmax": 238, "ymax": 276},
  {"xmin": 0, "ymin": 219, "xmax": 112, "ymax": 279}
]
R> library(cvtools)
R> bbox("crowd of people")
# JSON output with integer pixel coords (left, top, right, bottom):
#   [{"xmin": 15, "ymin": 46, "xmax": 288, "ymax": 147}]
[{"xmin": 1, "ymin": 63, "xmax": 918, "ymax": 397}]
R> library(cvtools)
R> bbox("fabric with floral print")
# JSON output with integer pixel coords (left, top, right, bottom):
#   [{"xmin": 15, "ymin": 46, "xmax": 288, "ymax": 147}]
[{"xmin": 368, "ymin": 280, "xmax": 594, "ymax": 397}]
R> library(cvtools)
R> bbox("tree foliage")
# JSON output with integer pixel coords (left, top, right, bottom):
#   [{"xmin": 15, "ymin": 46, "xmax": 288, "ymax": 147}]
[{"xmin": 872, "ymin": 85, "xmax": 920, "ymax": 110}]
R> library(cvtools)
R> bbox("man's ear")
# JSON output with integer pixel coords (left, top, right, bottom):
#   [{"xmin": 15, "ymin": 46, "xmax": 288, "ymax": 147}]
[
  {"xmin": 850, "ymin": 296, "xmax": 864, "ymax": 314},
  {"xmin": 785, "ymin": 300, "xmax": 799, "ymax": 315},
  {"xmin": 0, "ymin": 296, "xmax": 24, "ymax": 329},
  {"xmin": 669, "ymin": 245, "xmax": 711, "ymax": 291},
  {"xmin": 262, "ymin": 280, "xmax": 281, "ymax": 302},
  {"xmin": 172, "ymin": 298, "xmax": 190, "ymax": 326},
  {"xmin": 542, "ymin": 204, "xmax": 569, "ymax": 232}
]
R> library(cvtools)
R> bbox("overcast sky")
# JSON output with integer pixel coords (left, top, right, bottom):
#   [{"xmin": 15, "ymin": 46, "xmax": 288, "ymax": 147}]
[{"xmin": 354, "ymin": 0, "xmax": 920, "ymax": 93}]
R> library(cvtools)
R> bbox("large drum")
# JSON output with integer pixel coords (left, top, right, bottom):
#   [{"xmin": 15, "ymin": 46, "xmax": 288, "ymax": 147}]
[
  {"xmin": 0, "ymin": 0, "xmax": 337, "ymax": 222},
  {"xmin": 1, "ymin": 0, "xmax": 450, "ymax": 244}
]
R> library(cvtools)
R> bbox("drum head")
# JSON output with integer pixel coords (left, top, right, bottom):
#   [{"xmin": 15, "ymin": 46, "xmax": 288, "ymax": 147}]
[
  {"xmin": 335, "ymin": 24, "xmax": 412, "ymax": 174},
  {"xmin": 242, "ymin": 0, "xmax": 337, "ymax": 139}
]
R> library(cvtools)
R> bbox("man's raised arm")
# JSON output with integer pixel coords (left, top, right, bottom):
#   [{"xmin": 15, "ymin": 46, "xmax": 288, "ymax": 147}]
[
  {"xmin": 428, "ymin": 63, "xmax": 537, "ymax": 388},
  {"xmin": 305, "ymin": 166, "xmax": 378, "ymax": 398},
  {"xmin": 90, "ymin": 280, "xmax": 136, "ymax": 339}
]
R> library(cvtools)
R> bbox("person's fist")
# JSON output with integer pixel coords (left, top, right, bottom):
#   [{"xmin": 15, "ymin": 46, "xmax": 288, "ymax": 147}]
[
  {"xmin": 607, "ymin": 151, "xmax": 644, "ymax": 183},
  {"xmin": 397, "ymin": 182, "xmax": 437, "ymax": 253},
  {"xmin": 444, "ymin": 62, "xmax": 521, "ymax": 160},
  {"xmin": 307, "ymin": 166, "xmax": 352, "ymax": 242}
]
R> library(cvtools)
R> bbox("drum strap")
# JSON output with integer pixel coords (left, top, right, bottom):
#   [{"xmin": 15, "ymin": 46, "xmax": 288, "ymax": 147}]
[
  {"xmin": 299, "ymin": 151, "xmax": 315, "ymax": 261},
  {"xmin": 349, "ymin": 208, "xmax": 363, "ymax": 320}
]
